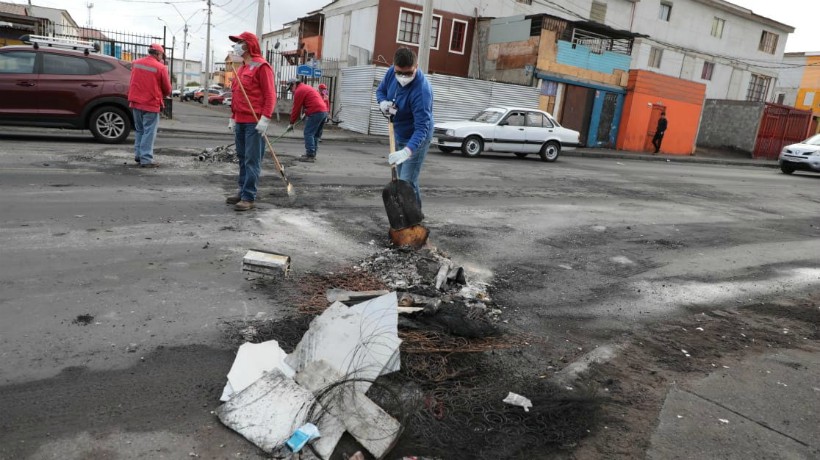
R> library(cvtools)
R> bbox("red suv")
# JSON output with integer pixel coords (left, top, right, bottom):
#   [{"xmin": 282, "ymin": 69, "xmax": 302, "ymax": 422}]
[{"xmin": 0, "ymin": 37, "xmax": 133, "ymax": 143}]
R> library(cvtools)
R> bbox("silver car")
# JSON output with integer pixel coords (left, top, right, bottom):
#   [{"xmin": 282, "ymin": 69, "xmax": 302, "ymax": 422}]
[
  {"xmin": 779, "ymin": 134, "xmax": 820, "ymax": 175},
  {"xmin": 432, "ymin": 106, "xmax": 581, "ymax": 162}
]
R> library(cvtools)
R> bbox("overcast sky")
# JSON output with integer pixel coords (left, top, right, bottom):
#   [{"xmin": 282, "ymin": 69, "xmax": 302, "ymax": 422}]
[{"xmin": 7, "ymin": 0, "xmax": 817, "ymax": 66}]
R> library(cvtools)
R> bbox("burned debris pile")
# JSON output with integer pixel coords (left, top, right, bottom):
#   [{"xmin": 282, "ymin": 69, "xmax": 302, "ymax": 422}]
[
  {"xmin": 195, "ymin": 144, "xmax": 238, "ymax": 163},
  {"xmin": 218, "ymin": 246, "xmax": 600, "ymax": 459}
]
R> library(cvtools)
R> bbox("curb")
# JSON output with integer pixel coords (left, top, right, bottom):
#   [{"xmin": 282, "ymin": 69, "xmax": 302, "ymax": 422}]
[{"xmin": 156, "ymin": 126, "xmax": 778, "ymax": 168}]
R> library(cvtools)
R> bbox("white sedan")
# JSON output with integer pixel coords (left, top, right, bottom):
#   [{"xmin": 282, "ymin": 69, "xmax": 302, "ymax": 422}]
[
  {"xmin": 779, "ymin": 134, "xmax": 820, "ymax": 175},
  {"xmin": 432, "ymin": 107, "xmax": 581, "ymax": 162}
]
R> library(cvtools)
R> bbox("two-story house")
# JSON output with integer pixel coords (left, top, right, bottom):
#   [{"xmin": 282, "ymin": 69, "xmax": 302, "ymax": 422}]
[{"xmin": 776, "ymin": 52, "xmax": 820, "ymax": 134}]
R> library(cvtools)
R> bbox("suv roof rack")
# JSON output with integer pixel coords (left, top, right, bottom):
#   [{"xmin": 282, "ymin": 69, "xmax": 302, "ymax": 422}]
[{"xmin": 19, "ymin": 34, "xmax": 100, "ymax": 55}]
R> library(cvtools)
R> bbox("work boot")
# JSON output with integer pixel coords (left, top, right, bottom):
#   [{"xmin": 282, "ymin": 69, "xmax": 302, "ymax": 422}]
[
  {"xmin": 234, "ymin": 200, "xmax": 255, "ymax": 211},
  {"xmin": 134, "ymin": 157, "xmax": 140, "ymax": 164},
  {"xmin": 225, "ymin": 195, "xmax": 241, "ymax": 205},
  {"xmin": 298, "ymin": 155, "xmax": 315, "ymax": 163}
]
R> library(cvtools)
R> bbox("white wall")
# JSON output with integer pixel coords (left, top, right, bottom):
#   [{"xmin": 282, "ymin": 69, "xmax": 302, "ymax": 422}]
[{"xmin": 774, "ymin": 54, "xmax": 806, "ymax": 106}]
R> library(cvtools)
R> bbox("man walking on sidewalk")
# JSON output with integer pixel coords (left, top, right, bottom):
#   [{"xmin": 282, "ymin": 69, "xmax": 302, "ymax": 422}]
[
  {"xmin": 128, "ymin": 43, "xmax": 172, "ymax": 168},
  {"xmin": 652, "ymin": 112, "xmax": 668, "ymax": 154},
  {"xmin": 286, "ymin": 78, "xmax": 327, "ymax": 163},
  {"xmin": 226, "ymin": 31, "xmax": 276, "ymax": 211}
]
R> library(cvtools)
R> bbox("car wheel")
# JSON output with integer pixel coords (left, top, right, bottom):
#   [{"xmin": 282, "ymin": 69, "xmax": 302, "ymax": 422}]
[
  {"xmin": 89, "ymin": 106, "xmax": 130, "ymax": 144},
  {"xmin": 438, "ymin": 146, "xmax": 454, "ymax": 153},
  {"xmin": 780, "ymin": 164, "xmax": 795, "ymax": 175},
  {"xmin": 461, "ymin": 136, "xmax": 483, "ymax": 157},
  {"xmin": 514, "ymin": 152, "xmax": 528, "ymax": 158},
  {"xmin": 539, "ymin": 141, "xmax": 560, "ymax": 162}
]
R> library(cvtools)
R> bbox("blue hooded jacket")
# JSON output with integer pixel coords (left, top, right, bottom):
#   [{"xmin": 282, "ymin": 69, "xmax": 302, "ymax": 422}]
[{"xmin": 376, "ymin": 66, "xmax": 434, "ymax": 152}]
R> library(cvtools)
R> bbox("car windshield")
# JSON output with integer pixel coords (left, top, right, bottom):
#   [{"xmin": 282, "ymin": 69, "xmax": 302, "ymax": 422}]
[
  {"xmin": 470, "ymin": 110, "xmax": 504, "ymax": 124},
  {"xmin": 802, "ymin": 134, "xmax": 820, "ymax": 146}
]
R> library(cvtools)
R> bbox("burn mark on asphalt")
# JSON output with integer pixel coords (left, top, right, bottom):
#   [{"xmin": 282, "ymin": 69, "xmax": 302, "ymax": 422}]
[{"xmin": 72, "ymin": 314, "xmax": 94, "ymax": 326}]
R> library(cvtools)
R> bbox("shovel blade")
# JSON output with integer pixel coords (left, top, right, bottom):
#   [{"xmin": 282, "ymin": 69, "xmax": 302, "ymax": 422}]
[
  {"xmin": 389, "ymin": 225, "xmax": 429, "ymax": 249},
  {"xmin": 382, "ymin": 179, "xmax": 424, "ymax": 230}
]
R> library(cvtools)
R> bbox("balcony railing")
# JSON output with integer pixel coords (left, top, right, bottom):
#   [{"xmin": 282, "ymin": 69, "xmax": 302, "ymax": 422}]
[{"xmin": 570, "ymin": 28, "xmax": 633, "ymax": 56}]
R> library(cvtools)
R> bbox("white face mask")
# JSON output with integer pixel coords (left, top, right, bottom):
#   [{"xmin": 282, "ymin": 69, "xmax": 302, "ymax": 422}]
[
  {"xmin": 396, "ymin": 72, "xmax": 415, "ymax": 87},
  {"xmin": 232, "ymin": 43, "xmax": 245, "ymax": 56}
]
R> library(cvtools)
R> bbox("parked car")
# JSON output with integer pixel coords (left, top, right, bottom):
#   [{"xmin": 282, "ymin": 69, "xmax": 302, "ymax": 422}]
[
  {"xmin": 779, "ymin": 134, "xmax": 820, "ymax": 175},
  {"xmin": 194, "ymin": 88, "xmax": 220, "ymax": 103},
  {"xmin": 222, "ymin": 95, "xmax": 232, "ymax": 107},
  {"xmin": 209, "ymin": 91, "xmax": 230, "ymax": 105},
  {"xmin": 0, "ymin": 37, "xmax": 133, "ymax": 143},
  {"xmin": 181, "ymin": 87, "xmax": 201, "ymax": 101},
  {"xmin": 432, "ymin": 107, "xmax": 581, "ymax": 162},
  {"xmin": 171, "ymin": 88, "xmax": 181, "ymax": 97}
]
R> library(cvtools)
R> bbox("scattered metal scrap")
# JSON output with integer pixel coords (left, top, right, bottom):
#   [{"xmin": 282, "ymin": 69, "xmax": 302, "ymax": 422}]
[{"xmin": 195, "ymin": 144, "xmax": 237, "ymax": 163}]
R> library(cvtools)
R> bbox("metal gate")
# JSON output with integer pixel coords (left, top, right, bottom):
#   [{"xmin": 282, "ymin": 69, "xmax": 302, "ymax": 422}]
[
  {"xmin": 561, "ymin": 85, "xmax": 595, "ymax": 146},
  {"xmin": 754, "ymin": 104, "xmax": 812, "ymax": 160},
  {"xmin": 337, "ymin": 65, "xmax": 542, "ymax": 136}
]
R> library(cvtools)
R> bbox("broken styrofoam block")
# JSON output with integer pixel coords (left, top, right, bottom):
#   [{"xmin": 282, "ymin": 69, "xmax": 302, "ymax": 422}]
[
  {"xmin": 216, "ymin": 369, "xmax": 314, "ymax": 453},
  {"xmin": 220, "ymin": 340, "xmax": 294, "ymax": 402},
  {"xmin": 296, "ymin": 360, "xmax": 401, "ymax": 459},
  {"xmin": 285, "ymin": 293, "xmax": 401, "ymax": 392},
  {"xmin": 242, "ymin": 249, "xmax": 290, "ymax": 276}
]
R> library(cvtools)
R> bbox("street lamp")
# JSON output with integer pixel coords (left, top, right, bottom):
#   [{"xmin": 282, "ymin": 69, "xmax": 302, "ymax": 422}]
[{"xmin": 165, "ymin": 2, "xmax": 199, "ymax": 94}]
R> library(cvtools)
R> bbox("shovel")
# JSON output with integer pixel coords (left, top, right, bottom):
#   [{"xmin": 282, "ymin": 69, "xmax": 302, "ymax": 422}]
[{"xmin": 382, "ymin": 119, "xmax": 428, "ymax": 248}]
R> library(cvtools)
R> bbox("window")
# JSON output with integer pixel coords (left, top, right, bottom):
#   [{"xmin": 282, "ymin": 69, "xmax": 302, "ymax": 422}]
[
  {"xmin": 527, "ymin": 112, "xmax": 554, "ymax": 128},
  {"xmin": 397, "ymin": 8, "xmax": 442, "ymax": 49},
  {"xmin": 711, "ymin": 17, "xmax": 725, "ymax": 38},
  {"xmin": 659, "ymin": 2, "xmax": 672, "ymax": 21},
  {"xmin": 449, "ymin": 19, "xmax": 468, "ymax": 54},
  {"xmin": 42, "ymin": 54, "xmax": 93, "ymax": 75},
  {"xmin": 746, "ymin": 74, "xmax": 771, "ymax": 102},
  {"xmin": 0, "ymin": 51, "xmax": 36, "ymax": 74},
  {"xmin": 758, "ymin": 31, "xmax": 778, "ymax": 54},
  {"xmin": 776, "ymin": 93, "xmax": 785, "ymax": 104},
  {"xmin": 648, "ymin": 47, "xmax": 663, "ymax": 68},
  {"xmin": 504, "ymin": 112, "xmax": 526, "ymax": 127},
  {"xmin": 590, "ymin": 1, "xmax": 607, "ymax": 23},
  {"xmin": 701, "ymin": 61, "xmax": 714, "ymax": 80}
]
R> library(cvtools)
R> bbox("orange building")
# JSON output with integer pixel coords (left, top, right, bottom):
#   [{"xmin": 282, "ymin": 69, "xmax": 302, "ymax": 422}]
[{"xmin": 616, "ymin": 70, "xmax": 706, "ymax": 155}]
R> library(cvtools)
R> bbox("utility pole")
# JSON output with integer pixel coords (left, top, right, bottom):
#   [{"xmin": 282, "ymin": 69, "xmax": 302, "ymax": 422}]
[
  {"xmin": 181, "ymin": 23, "xmax": 188, "ymax": 91},
  {"xmin": 417, "ymin": 0, "xmax": 433, "ymax": 72},
  {"xmin": 203, "ymin": 0, "xmax": 212, "ymax": 105},
  {"xmin": 255, "ymin": 0, "xmax": 264, "ymax": 39}
]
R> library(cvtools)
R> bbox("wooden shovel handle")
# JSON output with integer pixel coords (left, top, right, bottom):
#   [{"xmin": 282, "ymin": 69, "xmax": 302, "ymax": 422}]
[{"xmin": 388, "ymin": 118, "xmax": 398, "ymax": 182}]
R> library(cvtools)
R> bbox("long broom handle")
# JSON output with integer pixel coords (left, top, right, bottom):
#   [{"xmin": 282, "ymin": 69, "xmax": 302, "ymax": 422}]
[{"xmin": 230, "ymin": 62, "xmax": 289, "ymax": 184}]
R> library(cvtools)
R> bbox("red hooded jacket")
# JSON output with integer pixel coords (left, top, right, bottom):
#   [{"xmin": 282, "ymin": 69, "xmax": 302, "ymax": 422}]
[
  {"xmin": 229, "ymin": 32, "xmax": 276, "ymax": 123},
  {"xmin": 290, "ymin": 83, "xmax": 326, "ymax": 124},
  {"xmin": 128, "ymin": 55, "xmax": 171, "ymax": 113}
]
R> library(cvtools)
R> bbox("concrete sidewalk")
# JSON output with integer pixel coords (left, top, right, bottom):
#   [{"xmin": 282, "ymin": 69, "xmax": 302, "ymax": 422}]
[
  {"xmin": 163, "ymin": 99, "xmax": 779, "ymax": 168},
  {"xmin": 647, "ymin": 348, "xmax": 820, "ymax": 459}
]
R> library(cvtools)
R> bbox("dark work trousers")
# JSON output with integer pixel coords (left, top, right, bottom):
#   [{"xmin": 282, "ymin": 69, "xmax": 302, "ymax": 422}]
[{"xmin": 652, "ymin": 132, "xmax": 665, "ymax": 153}]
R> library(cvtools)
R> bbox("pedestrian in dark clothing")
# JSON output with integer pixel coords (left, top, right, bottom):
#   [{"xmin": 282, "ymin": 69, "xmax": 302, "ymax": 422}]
[{"xmin": 653, "ymin": 112, "xmax": 668, "ymax": 153}]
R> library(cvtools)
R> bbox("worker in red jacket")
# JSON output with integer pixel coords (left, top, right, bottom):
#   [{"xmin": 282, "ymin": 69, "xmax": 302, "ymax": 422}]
[
  {"xmin": 286, "ymin": 78, "xmax": 327, "ymax": 163},
  {"xmin": 128, "ymin": 43, "xmax": 171, "ymax": 168},
  {"xmin": 226, "ymin": 31, "xmax": 276, "ymax": 211}
]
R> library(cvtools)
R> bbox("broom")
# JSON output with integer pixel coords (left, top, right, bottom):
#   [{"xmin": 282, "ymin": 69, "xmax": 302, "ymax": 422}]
[{"xmin": 229, "ymin": 61, "xmax": 295, "ymax": 198}]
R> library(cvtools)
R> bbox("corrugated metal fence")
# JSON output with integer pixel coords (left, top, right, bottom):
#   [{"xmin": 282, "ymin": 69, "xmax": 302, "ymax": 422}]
[
  {"xmin": 753, "ymin": 104, "xmax": 812, "ymax": 160},
  {"xmin": 338, "ymin": 66, "xmax": 541, "ymax": 136}
]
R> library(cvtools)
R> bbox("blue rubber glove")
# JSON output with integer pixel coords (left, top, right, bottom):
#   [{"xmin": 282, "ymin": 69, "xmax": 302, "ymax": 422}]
[{"xmin": 388, "ymin": 147, "xmax": 411, "ymax": 165}]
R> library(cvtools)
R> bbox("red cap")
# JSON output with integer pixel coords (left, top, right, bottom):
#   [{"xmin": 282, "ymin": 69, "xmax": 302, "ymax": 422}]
[
  {"xmin": 229, "ymin": 31, "xmax": 256, "ymax": 43},
  {"xmin": 148, "ymin": 43, "xmax": 165, "ymax": 55},
  {"xmin": 318, "ymin": 83, "xmax": 327, "ymax": 89}
]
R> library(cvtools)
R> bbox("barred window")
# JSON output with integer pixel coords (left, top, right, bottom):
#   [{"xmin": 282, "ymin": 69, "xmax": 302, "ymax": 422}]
[{"xmin": 746, "ymin": 74, "xmax": 771, "ymax": 102}]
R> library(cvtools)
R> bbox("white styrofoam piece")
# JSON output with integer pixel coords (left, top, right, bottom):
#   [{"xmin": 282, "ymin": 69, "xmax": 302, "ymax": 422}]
[
  {"xmin": 220, "ymin": 340, "xmax": 294, "ymax": 402},
  {"xmin": 216, "ymin": 369, "xmax": 313, "ymax": 453},
  {"xmin": 285, "ymin": 293, "xmax": 402, "ymax": 391},
  {"xmin": 296, "ymin": 360, "xmax": 401, "ymax": 459}
]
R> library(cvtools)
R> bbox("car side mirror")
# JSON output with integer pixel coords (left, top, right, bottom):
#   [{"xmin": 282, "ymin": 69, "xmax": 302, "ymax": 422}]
[{"xmin": 498, "ymin": 121, "xmax": 508, "ymax": 126}]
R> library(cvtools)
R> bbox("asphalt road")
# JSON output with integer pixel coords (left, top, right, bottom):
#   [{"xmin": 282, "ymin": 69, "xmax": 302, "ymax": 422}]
[{"xmin": 1, "ymin": 129, "xmax": 819, "ymax": 458}]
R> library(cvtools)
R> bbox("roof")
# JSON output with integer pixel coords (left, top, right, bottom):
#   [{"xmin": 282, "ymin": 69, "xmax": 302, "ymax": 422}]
[
  {"xmin": 0, "ymin": 2, "xmax": 27, "ymax": 16},
  {"xmin": 692, "ymin": 0, "xmax": 794, "ymax": 33}
]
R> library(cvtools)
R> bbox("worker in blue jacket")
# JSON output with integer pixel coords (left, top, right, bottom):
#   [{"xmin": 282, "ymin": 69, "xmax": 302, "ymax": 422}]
[{"xmin": 376, "ymin": 47, "xmax": 434, "ymax": 208}]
